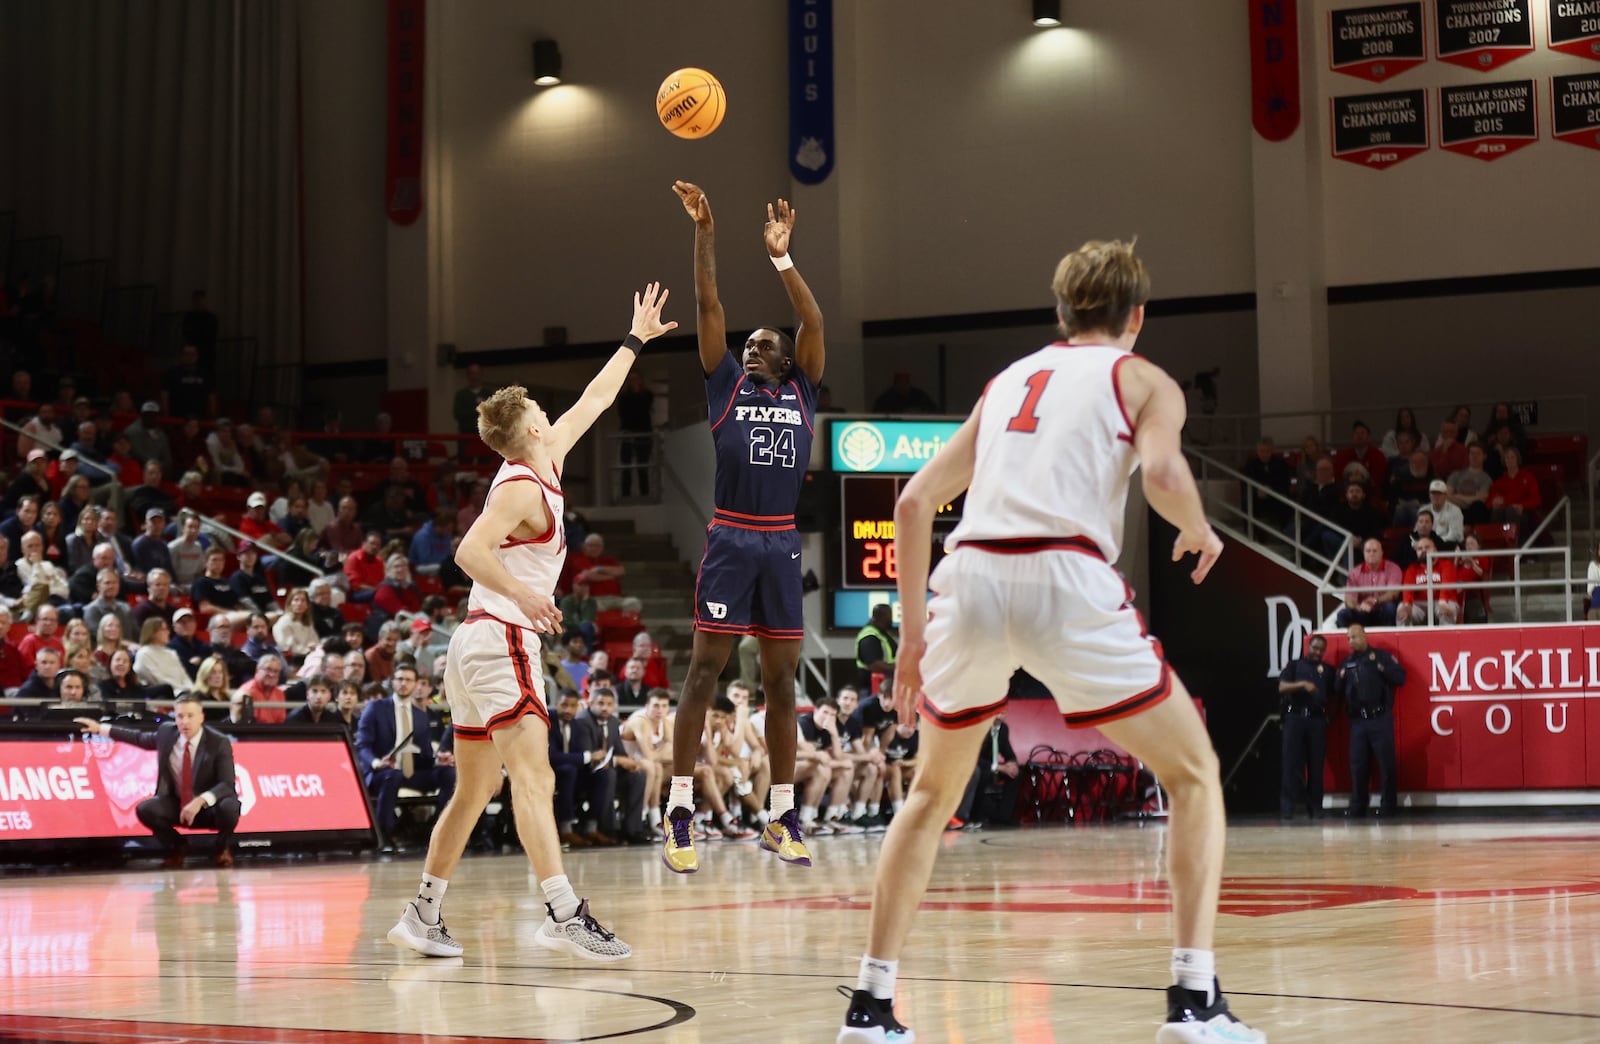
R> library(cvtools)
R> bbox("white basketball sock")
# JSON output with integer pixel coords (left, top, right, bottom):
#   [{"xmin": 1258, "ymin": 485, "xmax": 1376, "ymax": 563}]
[
  {"xmin": 768, "ymin": 783, "xmax": 795, "ymax": 817},
  {"xmin": 668, "ymin": 776, "xmax": 694, "ymax": 814},
  {"xmin": 414, "ymin": 873, "xmax": 447, "ymax": 925},
  {"xmin": 858, "ymin": 954, "xmax": 898, "ymax": 1001},
  {"xmin": 541, "ymin": 874, "xmax": 580, "ymax": 922},
  {"xmin": 1171, "ymin": 948, "xmax": 1215, "ymax": 1004}
]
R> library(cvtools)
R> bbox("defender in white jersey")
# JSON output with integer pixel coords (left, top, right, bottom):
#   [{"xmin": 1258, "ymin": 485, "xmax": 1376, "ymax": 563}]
[
  {"xmin": 839, "ymin": 243, "xmax": 1264, "ymax": 1044},
  {"xmin": 388, "ymin": 282, "xmax": 677, "ymax": 964}
]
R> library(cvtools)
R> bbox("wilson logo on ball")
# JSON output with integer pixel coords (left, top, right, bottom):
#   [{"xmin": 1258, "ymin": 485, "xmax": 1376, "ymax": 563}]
[{"xmin": 657, "ymin": 67, "xmax": 726, "ymax": 140}]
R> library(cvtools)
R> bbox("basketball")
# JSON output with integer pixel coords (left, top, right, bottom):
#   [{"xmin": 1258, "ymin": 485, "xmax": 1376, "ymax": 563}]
[{"xmin": 656, "ymin": 67, "xmax": 726, "ymax": 139}]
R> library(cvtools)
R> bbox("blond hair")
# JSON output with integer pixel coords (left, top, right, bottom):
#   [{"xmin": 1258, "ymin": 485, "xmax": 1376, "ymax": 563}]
[
  {"xmin": 477, "ymin": 385, "xmax": 534, "ymax": 457},
  {"xmin": 1051, "ymin": 239, "xmax": 1150, "ymax": 338}
]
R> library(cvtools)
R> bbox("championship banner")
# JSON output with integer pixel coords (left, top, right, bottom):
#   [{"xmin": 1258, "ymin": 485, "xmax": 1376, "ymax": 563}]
[
  {"xmin": 1439, "ymin": 79, "xmax": 1538, "ymax": 158},
  {"xmin": 1330, "ymin": 3, "xmax": 1429, "ymax": 82},
  {"xmin": 1434, "ymin": 0, "xmax": 1534, "ymax": 71},
  {"xmin": 1552, "ymin": 71, "xmax": 1600, "ymax": 149},
  {"xmin": 1548, "ymin": 0, "xmax": 1600, "ymax": 59},
  {"xmin": 788, "ymin": 0, "xmax": 834, "ymax": 184},
  {"xmin": 1315, "ymin": 624, "xmax": 1600, "ymax": 792},
  {"xmin": 0, "ymin": 736, "xmax": 374, "ymax": 842},
  {"xmin": 1331, "ymin": 88, "xmax": 1431, "ymax": 167},
  {"xmin": 1250, "ymin": 0, "xmax": 1302, "ymax": 140},
  {"xmin": 385, "ymin": 0, "xmax": 425, "ymax": 226}
]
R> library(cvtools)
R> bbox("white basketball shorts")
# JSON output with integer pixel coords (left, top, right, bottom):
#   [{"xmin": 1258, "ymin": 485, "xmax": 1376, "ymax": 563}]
[{"xmin": 445, "ymin": 610, "xmax": 550, "ymax": 741}]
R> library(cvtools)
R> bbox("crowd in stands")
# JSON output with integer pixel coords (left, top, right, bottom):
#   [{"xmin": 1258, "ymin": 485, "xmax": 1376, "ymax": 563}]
[{"xmin": 1242, "ymin": 403, "xmax": 1586, "ymax": 628}]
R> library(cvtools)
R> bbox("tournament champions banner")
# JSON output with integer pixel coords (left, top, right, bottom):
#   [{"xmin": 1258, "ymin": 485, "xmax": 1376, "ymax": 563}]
[
  {"xmin": 1330, "ymin": 3, "xmax": 1429, "ymax": 82},
  {"xmin": 1250, "ymin": 0, "xmax": 1302, "ymax": 140},
  {"xmin": 788, "ymin": 0, "xmax": 834, "ymax": 184},
  {"xmin": 1548, "ymin": 0, "xmax": 1600, "ymax": 60},
  {"xmin": 1331, "ymin": 88, "xmax": 1431, "ymax": 166},
  {"xmin": 1552, "ymin": 71, "xmax": 1600, "ymax": 148},
  {"xmin": 1439, "ymin": 79, "xmax": 1538, "ymax": 158},
  {"xmin": 385, "ymin": 0, "xmax": 425, "ymax": 226},
  {"xmin": 1434, "ymin": 0, "xmax": 1535, "ymax": 70}
]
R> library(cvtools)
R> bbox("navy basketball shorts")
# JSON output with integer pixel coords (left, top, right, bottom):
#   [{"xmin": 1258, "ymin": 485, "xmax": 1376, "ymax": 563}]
[{"xmin": 693, "ymin": 522, "xmax": 804, "ymax": 640}]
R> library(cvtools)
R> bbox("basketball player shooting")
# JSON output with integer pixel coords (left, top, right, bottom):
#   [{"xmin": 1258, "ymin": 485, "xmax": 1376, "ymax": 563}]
[
  {"xmin": 662, "ymin": 180, "xmax": 823, "ymax": 874},
  {"xmin": 386, "ymin": 282, "xmax": 677, "ymax": 963},
  {"xmin": 837, "ymin": 242, "xmax": 1264, "ymax": 1044}
]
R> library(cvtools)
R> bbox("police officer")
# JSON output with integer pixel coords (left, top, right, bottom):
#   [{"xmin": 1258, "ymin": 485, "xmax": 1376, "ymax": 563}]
[
  {"xmin": 1277, "ymin": 634, "xmax": 1330, "ymax": 819},
  {"xmin": 854, "ymin": 602, "xmax": 897, "ymax": 693},
  {"xmin": 1336, "ymin": 624, "xmax": 1407, "ymax": 818}
]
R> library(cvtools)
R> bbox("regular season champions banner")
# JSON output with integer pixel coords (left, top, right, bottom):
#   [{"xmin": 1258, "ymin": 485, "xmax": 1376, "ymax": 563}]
[
  {"xmin": 1439, "ymin": 79, "xmax": 1538, "ymax": 158},
  {"xmin": 1434, "ymin": 0, "xmax": 1534, "ymax": 70},
  {"xmin": 788, "ymin": 0, "xmax": 834, "ymax": 184},
  {"xmin": 1552, "ymin": 72, "xmax": 1600, "ymax": 148},
  {"xmin": 1331, "ymin": 88, "xmax": 1430, "ymax": 166},
  {"xmin": 1330, "ymin": 3, "xmax": 1429, "ymax": 82},
  {"xmin": 1549, "ymin": 0, "xmax": 1600, "ymax": 60}
]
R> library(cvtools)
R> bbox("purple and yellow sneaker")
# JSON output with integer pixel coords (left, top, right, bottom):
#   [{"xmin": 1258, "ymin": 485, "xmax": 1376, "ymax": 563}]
[{"xmin": 759, "ymin": 808, "xmax": 813, "ymax": 866}]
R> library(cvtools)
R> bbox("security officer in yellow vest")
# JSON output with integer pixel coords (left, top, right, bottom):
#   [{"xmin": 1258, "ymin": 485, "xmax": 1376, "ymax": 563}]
[{"xmin": 854, "ymin": 603, "xmax": 897, "ymax": 694}]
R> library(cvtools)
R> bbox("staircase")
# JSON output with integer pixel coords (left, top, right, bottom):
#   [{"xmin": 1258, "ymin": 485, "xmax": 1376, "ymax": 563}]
[{"xmin": 582, "ymin": 517, "xmax": 697, "ymax": 691}]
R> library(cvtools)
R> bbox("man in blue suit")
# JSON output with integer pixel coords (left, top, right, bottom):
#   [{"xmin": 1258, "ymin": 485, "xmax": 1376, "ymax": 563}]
[{"xmin": 357, "ymin": 662, "xmax": 456, "ymax": 849}]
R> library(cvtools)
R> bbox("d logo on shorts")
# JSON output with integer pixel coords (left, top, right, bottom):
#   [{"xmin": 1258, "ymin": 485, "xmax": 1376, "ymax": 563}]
[{"xmin": 705, "ymin": 601, "xmax": 729, "ymax": 620}]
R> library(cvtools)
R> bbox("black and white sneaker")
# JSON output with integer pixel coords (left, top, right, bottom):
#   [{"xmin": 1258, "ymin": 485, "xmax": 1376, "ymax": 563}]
[
  {"xmin": 837, "ymin": 986, "xmax": 915, "ymax": 1043},
  {"xmin": 1155, "ymin": 980, "xmax": 1266, "ymax": 1043},
  {"xmin": 533, "ymin": 899, "xmax": 632, "ymax": 962},
  {"xmin": 386, "ymin": 901, "xmax": 464, "ymax": 957}
]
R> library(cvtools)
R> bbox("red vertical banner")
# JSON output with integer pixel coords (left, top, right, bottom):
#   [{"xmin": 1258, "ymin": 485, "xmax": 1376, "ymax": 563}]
[
  {"xmin": 386, "ymin": 0, "xmax": 425, "ymax": 226},
  {"xmin": 1251, "ymin": 0, "xmax": 1302, "ymax": 141}
]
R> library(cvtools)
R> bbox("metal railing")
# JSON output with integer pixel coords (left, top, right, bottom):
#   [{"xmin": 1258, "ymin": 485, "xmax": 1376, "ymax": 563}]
[
  {"xmin": 1319, "ymin": 545, "xmax": 1577, "ymax": 625},
  {"xmin": 1589, "ymin": 446, "xmax": 1600, "ymax": 549},
  {"xmin": 602, "ymin": 431, "xmax": 663, "ymax": 506}
]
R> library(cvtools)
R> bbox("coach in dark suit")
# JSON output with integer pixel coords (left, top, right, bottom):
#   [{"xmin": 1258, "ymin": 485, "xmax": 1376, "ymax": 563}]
[
  {"xmin": 549, "ymin": 690, "xmax": 601, "ymax": 847},
  {"xmin": 77, "ymin": 692, "xmax": 241, "ymax": 868},
  {"xmin": 573, "ymin": 686, "xmax": 647, "ymax": 843},
  {"xmin": 355, "ymin": 662, "xmax": 455, "ymax": 848}
]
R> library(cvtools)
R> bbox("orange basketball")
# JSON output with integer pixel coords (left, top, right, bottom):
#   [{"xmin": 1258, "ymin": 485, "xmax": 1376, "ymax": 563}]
[{"xmin": 656, "ymin": 68, "xmax": 726, "ymax": 140}]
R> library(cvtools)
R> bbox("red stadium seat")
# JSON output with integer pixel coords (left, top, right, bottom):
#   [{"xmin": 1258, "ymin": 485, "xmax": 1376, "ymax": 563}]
[
  {"xmin": 603, "ymin": 641, "xmax": 634, "ymax": 666},
  {"xmin": 1528, "ymin": 433, "xmax": 1587, "ymax": 478},
  {"xmin": 594, "ymin": 609, "xmax": 643, "ymax": 643},
  {"xmin": 340, "ymin": 602, "xmax": 371, "ymax": 623},
  {"xmin": 1472, "ymin": 522, "xmax": 1517, "ymax": 550}
]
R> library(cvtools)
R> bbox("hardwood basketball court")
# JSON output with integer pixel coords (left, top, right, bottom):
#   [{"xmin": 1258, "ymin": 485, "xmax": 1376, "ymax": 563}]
[{"xmin": 2, "ymin": 818, "xmax": 1597, "ymax": 1042}]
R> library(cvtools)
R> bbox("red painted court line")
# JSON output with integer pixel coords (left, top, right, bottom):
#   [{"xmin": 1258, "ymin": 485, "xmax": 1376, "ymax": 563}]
[{"xmin": 0, "ymin": 1016, "xmax": 543, "ymax": 1044}]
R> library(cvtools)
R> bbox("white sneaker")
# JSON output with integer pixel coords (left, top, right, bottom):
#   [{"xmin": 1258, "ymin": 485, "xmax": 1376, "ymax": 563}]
[
  {"xmin": 533, "ymin": 899, "xmax": 632, "ymax": 962},
  {"xmin": 1155, "ymin": 984, "xmax": 1266, "ymax": 1043},
  {"xmin": 387, "ymin": 901, "xmax": 464, "ymax": 958}
]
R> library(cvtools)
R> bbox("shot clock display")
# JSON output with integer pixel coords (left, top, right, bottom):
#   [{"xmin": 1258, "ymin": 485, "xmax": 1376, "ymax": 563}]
[{"xmin": 838, "ymin": 474, "xmax": 961, "ymax": 589}]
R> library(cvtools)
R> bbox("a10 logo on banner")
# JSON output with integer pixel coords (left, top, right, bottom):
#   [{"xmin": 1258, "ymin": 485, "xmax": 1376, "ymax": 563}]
[{"xmin": 1439, "ymin": 79, "xmax": 1539, "ymax": 157}]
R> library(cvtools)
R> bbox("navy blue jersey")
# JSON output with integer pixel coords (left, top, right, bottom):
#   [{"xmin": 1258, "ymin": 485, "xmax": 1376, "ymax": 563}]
[{"xmin": 706, "ymin": 351, "xmax": 816, "ymax": 526}]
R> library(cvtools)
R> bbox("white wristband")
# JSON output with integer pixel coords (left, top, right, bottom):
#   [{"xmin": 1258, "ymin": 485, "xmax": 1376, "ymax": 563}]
[{"xmin": 770, "ymin": 253, "xmax": 794, "ymax": 272}]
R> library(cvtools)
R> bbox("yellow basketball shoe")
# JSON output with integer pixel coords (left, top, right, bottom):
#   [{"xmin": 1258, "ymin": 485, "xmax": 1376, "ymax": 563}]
[
  {"xmin": 662, "ymin": 807, "xmax": 699, "ymax": 874},
  {"xmin": 759, "ymin": 809, "xmax": 813, "ymax": 866}
]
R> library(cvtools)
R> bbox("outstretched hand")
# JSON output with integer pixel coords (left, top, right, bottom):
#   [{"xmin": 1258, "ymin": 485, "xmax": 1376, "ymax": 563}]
[
  {"xmin": 629, "ymin": 282, "xmax": 679, "ymax": 342},
  {"xmin": 764, "ymin": 199, "xmax": 795, "ymax": 257},
  {"xmin": 672, "ymin": 180, "xmax": 713, "ymax": 225}
]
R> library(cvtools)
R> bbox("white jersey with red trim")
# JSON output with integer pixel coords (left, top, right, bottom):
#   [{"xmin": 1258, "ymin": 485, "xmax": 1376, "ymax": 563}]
[
  {"xmin": 465, "ymin": 458, "xmax": 566, "ymax": 629},
  {"xmin": 946, "ymin": 343, "xmax": 1140, "ymax": 561}
]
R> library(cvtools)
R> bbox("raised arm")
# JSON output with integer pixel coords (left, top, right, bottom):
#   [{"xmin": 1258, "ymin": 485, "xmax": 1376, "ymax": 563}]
[
  {"xmin": 1122, "ymin": 356, "xmax": 1223, "ymax": 585},
  {"xmin": 547, "ymin": 282, "xmax": 677, "ymax": 464},
  {"xmin": 763, "ymin": 198, "xmax": 824, "ymax": 384},
  {"xmin": 454, "ymin": 482, "xmax": 563, "ymax": 633},
  {"xmin": 672, "ymin": 181, "xmax": 728, "ymax": 375}
]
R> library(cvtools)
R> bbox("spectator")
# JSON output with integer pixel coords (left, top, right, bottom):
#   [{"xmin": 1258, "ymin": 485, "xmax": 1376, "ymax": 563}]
[
  {"xmin": 558, "ymin": 580, "xmax": 599, "ymax": 648},
  {"xmin": 191, "ymin": 547, "xmax": 247, "ymax": 628},
  {"xmin": 631, "ymin": 630, "xmax": 670, "ymax": 690},
  {"xmin": 17, "ymin": 531, "xmax": 71, "ymax": 610},
  {"xmin": 95, "ymin": 509, "xmax": 138, "ymax": 578},
  {"xmin": 103, "ymin": 434, "xmax": 142, "ymax": 487},
  {"xmin": 229, "ymin": 544, "xmax": 278, "ymax": 616},
  {"xmin": 1383, "ymin": 430, "xmax": 1419, "ymax": 488},
  {"xmin": 131, "ymin": 508, "xmax": 176, "ymax": 575},
  {"xmin": 355, "ymin": 662, "xmax": 456, "ymax": 849},
  {"xmin": 323, "ymin": 497, "xmax": 366, "ymax": 558},
  {"xmin": 1447, "ymin": 442, "xmax": 1495, "ymax": 525},
  {"xmin": 171, "ymin": 418, "xmax": 209, "ymax": 475},
  {"xmin": 362, "ymin": 484, "xmax": 420, "ymax": 538},
  {"xmin": 418, "ymin": 593, "xmax": 456, "ymax": 636},
  {"xmin": 1242, "ymin": 436, "xmax": 1293, "ymax": 527},
  {"xmin": 1379, "ymin": 407, "xmax": 1429, "ymax": 458},
  {"xmin": 0, "ymin": 607, "xmax": 27, "ymax": 693},
  {"xmin": 123, "ymin": 402, "xmax": 175, "ymax": 475},
  {"xmin": 181, "ymin": 293, "xmax": 219, "ymax": 370},
  {"xmin": 1329, "ymin": 482, "xmax": 1385, "ymax": 550},
  {"xmin": 233, "ymin": 423, "xmax": 271, "ymax": 480},
  {"xmin": 167, "ymin": 511, "xmax": 208, "ymax": 586},
  {"xmin": 575, "ymin": 685, "xmax": 650, "ymax": 843},
  {"xmin": 1397, "ymin": 535, "xmax": 1459, "ymax": 627},
  {"xmin": 240, "ymin": 613, "xmax": 279, "ymax": 662},
  {"xmin": 614, "ymin": 656, "xmax": 648, "ymax": 706},
  {"xmin": 0, "ymin": 535, "xmax": 19, "ymax": 610},
  {"xmin": 456, "ymin": 477, "xmax": 490, "ymax": 533},
  {"xmin": 564, "ymin": 533, "xmax": 625, "ymax": 597},
  {"xmin": 1488, "ymin": 446, "xmax": 1540, "ymax": 525},
  {"xmin": 4, "ymin": 449, "xmax": 52, "ymax": 511},
  {"xmin": 1483, "ymin": 424, "xmax": 1519, "ymax": 479},
  {"xmin": 168, "ymin": 608, "xmax": 208, "ymax": 678},
  {"xmin": 1430, "ymin": 419, "xmax": 1469, "ymax": 480},
  {"xmin": 1414, "ymin": 482, "xmax": 1461, "ymax": 544},
  {"xmin": 82, "ymin": 568, "xmax": 137, "ymax": 637},
  {"xmin": 272, "ymin": 589, "xmax": 319, "ymax": 666},
  {"xmin": 93, "ymin": 614, "xmax": 133, "ymax": 670},
  {"xmin": 191, "ymin": 655, "xmax": 235, "ymax": 709},
  {"xmin": 559, "ymin": 632, "xmax": 591, "ymax": 692},
  {"xmin": 452, "ymin": 363, "xmax": 492, "ymax": 437},
  {"xmin": 615, "ymin": 372, "xmax": 655, "ymax": 497},
  {"xmin": 1334, "ymin": 420, "xmax": 1387, "ymax": 489},
  {"xmin": 33, "ymin": 499, "xmax": 69, "ymax": 564},
  {"xmin": 99, "ymin": 646, "xmax": 151, "ymax": 704},
  {"xmin": 206, "ymin": 419, "xmax": 251, "ymax": 487},
  {"xmin": 407, "ymin": 511, "xmax": 456, "ymax": 577},
  {"xmin": 373, "ymin": 457, "xmax": 428, "ymax": 513},
  {"xmin": 14, "ymin": 647, "xmax": 62, "ymax": 707},
  {"xmin": 373, "ymin": 554, "xmax": 422, "ymax": 617},
  {"xmin": 1482, "ymin": 401, "xmax": 1525, "ymax": 452},
  {"xmin": 69, "ymin": 420, "xmax": 115, "ymax": 486},
  {"xmin": 203, "ymin": 617, "xmax": 256, "ymax": 687},
  {"xmin": 16, "ymin": 403, "xmax": 65, "ymax": 459},
  {"xmin": 365, "ymin": 621, "xmax": 402, "ymax": 683},
  {"xmin": 1336, "ymin": 537, "xmax": 1403, "ymax": 627},
  {"xmin": 277, "ymin": 433, "xmax": 328, "ymax": 487},
  {"xmin": 287, "ymin": 674, "xmax": 341, "ymax": 726},
  {"xmin": 64, "ymin": 639, "xmax": 107, "ymax": 684},
  {"xmin": 854, "ymin": 603, "xmax": 898, "ymax": 693},
  {"xmin": 239, "ymin": 493, "xmax": 290, "ymax": 554},
  {"xmin": 236, "ymin": 654, "xmax": 288, "ymax": 725},
  {"xmin": 134, "ymin": 617, "xmax": 190, "ymax": 694},
  {"xmin": 0, "ymin": 495, "xmax": 40, "ymax": 549},
  {"xmin": 127, "ymin": 465, "xmax": 178, "ymax": 534},
  {"xmin": 345, "ymin": 649, "xmax": 369, "ymax": 686},
  {"xmin": 57, "ymin": 475, "xmax": 94, "ymax": 533},
  {"xmin": 306, "ymin": 580, "xmax": 343, "ymax": 638},
  {"xmin": 133, "ymin": 569, "xmax": 179, "ymax": 630},
  {"xmin": 872, "ymin": 372, "xmax": 939, "ymax": 414},
  {"xmin": 400, "ymin": 616, "xmax": 446, "ymax": 665},
  {"xmin": 1385, "ymin": 451, "xmax": 1434, "ymax": 528},
  {"xmin": 305, "ymin": 479, "xmax": 336, "ymax": 536}
]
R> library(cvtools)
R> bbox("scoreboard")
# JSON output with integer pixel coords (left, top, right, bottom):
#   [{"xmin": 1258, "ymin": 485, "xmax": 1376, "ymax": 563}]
[{"xmin": 837, "ymin": 474, "xmax": 962, "ymax": 588}]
